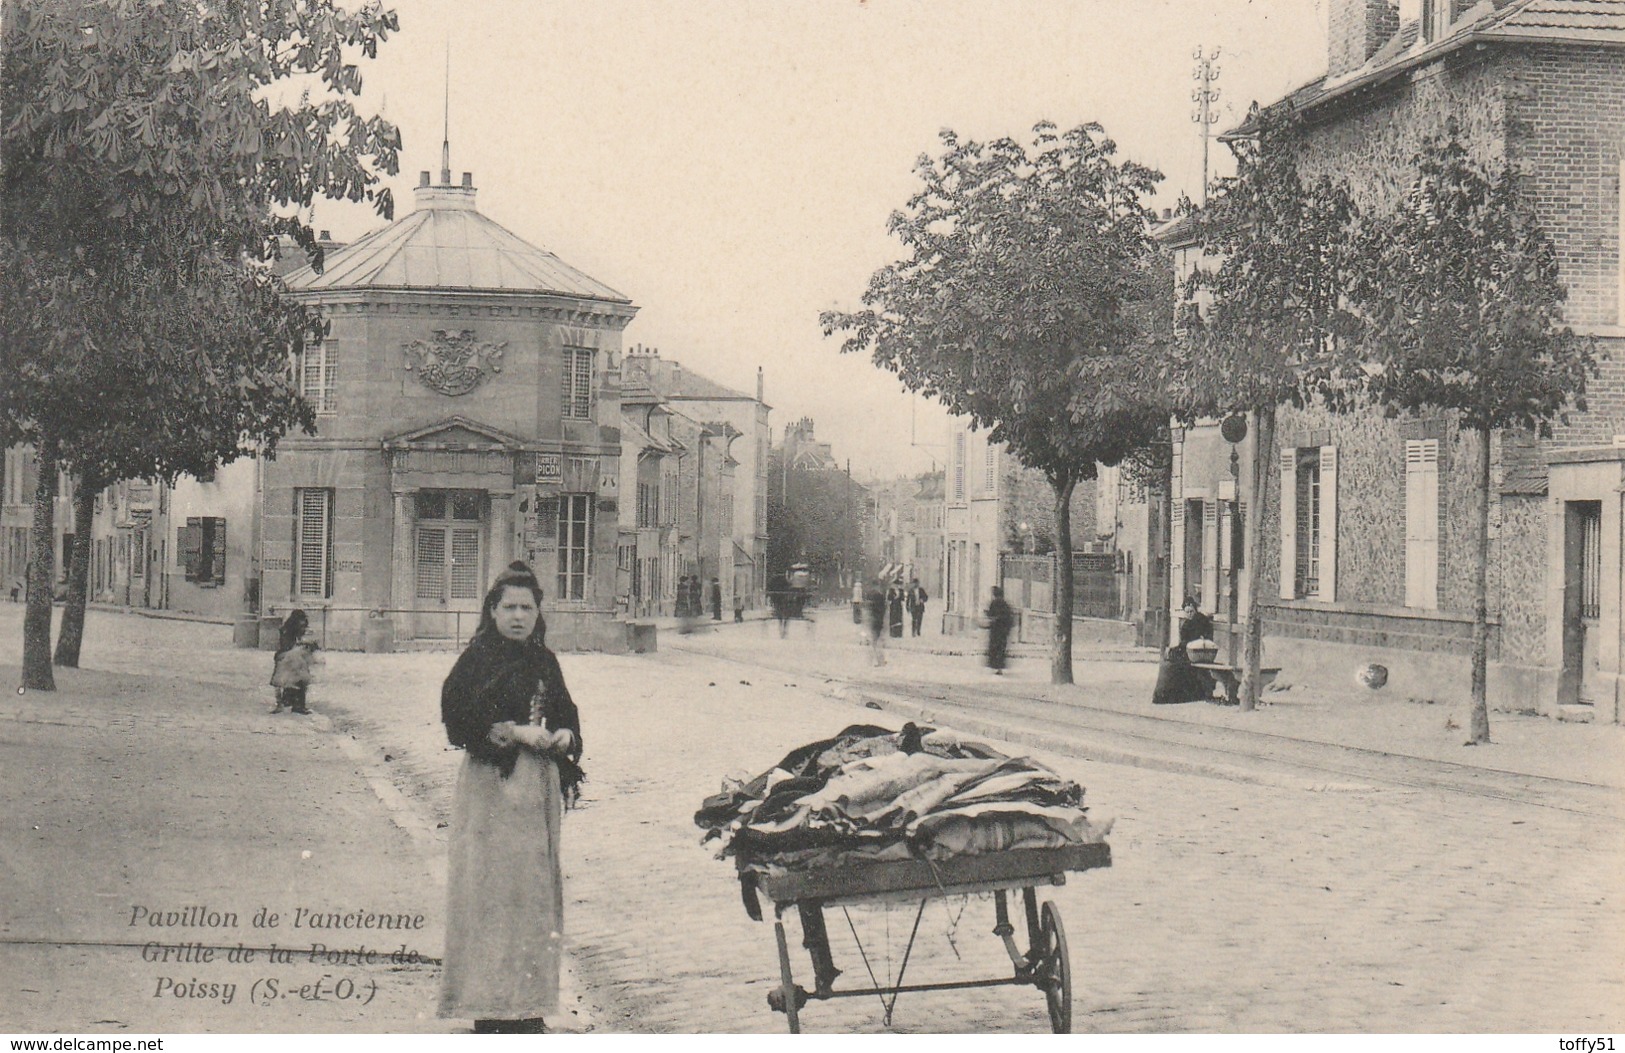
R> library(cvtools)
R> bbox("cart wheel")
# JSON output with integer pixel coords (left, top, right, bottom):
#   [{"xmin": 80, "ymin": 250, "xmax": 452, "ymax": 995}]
[
  {"xmin": 774, "ymin": 918, "xmax": 802, "ymax": 1034},
  {"xmin": 1038, "ymin": 901, "xmax": 1071, "ymax": 1034}
]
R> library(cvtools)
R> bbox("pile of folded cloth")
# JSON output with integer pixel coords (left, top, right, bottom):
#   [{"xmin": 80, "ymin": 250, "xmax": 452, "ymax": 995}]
[{"xmin": 695, "ymin": 723, "xmax": 1110, "ymax": 875}]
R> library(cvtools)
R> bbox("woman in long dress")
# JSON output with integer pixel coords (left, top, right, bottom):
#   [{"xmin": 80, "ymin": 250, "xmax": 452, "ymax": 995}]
[
  {"xmin": 438, "ymin": 562, "xmax": 584, "ymax": 1033},
  {"xmin": 887, "ymin": 581, "xmax": 905, "ymax": 638},
  {"xmin": 1152, "ymin": 596, "xmax": 1216, "ymax": 704},
  {"xmin": 985, "ymin": 586, "xmax": 1014, "ymax": 674}
]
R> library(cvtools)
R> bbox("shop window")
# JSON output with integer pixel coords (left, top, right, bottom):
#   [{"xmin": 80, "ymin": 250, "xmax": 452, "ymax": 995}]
[
  {"xmin": 556, "ymin": 493, "xmax": 592, "ymax": 600},
  {"xmin": 179, "ymin": 517, "xmax": 227, "ymax": 586}
]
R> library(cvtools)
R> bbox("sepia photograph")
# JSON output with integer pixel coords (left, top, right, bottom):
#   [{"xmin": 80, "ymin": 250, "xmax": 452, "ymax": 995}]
[{"xmin": 1, "ymin": 0, "xmax": 1621, "ymax": 1040}]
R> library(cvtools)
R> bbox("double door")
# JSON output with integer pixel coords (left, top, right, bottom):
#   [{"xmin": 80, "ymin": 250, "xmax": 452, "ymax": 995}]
[{"xmin": 414, "ymin": 490, "xmax": 485, "ymax": 639}]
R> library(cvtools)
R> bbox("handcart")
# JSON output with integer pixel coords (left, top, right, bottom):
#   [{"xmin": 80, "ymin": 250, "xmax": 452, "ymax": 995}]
[{"xmin": 738, "ymin": 840, "xmax": 1111, "ymax": 1033}]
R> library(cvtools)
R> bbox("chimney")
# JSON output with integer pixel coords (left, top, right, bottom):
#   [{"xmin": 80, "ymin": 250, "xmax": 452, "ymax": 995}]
[
  {"xmin": 462, "ymin": 171, "xmax": 473, "ymax": 188},
  {"xmin": 419, "ymin": 171, "xmax": 431, "ymax": 187},
  {"xmin": 319, "ymin": 230, "xmax": 331, "ymax": 241},
  {"xmin": 1328, "ymin": 0, "xmax": 1398, "ymax": 77},
  {"xmin": 756, "ymin": 366, "xmax": 764, "ymax": 402}
]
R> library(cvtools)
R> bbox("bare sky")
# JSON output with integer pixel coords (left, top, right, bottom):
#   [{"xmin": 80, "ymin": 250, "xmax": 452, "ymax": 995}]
[{"xmin": 311, "ymin": 0, "xmax": 1330, "ymax": 480}]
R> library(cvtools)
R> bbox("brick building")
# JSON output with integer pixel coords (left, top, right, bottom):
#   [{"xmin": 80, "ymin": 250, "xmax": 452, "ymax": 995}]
[{"xmin": 1171, "ymin": 0, "xmax": 1625, "ymax": 720}]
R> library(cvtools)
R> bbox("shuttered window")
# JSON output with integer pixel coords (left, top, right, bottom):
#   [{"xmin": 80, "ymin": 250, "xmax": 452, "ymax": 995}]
[
  {"xmin": 1295, "ymin": 454, "xmax": 1321, "ymax": 598},
  {"xmin": 301, "ymin": 342, "xmax": 337, "ymax": 414},
  {"xmin": 562, "ymin": 348, "xmax": 594, "ymax": 419},
  {"xmin": 415, "ymin": 528, "xmax": 446, "ymax": 601},
  {"xmin": 1580, "ymin": 503, "xmax": 1602, "ymax": 620},
  {"xmin": 983, "ymin": 441, "xmax": 997, "ymax": 495},
  {"xmin": 952, "ymin": 433, "xmax": 966, "ymax": 502},
  {"xmin": 1404, "ymin": 440, "xmax": 1440, "ymax": 609},
  {"xmin": 1280, "ymin": 446, "xmax": 1338, "ymax": 601},
  {"xmin": 179, "ymin": 517, "xmax": 227, "ymax": 586},
  {"xmin": 295, "ymin": 489, "xmax": 333, "ymax": 598},
  {"xmin": 449, "ymin": 528, "xmax": 482, "ymax": 600},
  {"xmin": 557, "ymin": 494, "xmax": 592, "ymax": 600}
]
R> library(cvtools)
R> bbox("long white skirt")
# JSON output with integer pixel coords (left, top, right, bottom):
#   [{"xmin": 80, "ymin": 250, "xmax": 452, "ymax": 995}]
[{"xmin": 438, "ymin": 749, "xmax": 565, "ymax": 1020}]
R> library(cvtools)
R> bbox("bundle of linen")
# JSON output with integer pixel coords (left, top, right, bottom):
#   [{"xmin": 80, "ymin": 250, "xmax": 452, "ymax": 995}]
[{"xmin": 695, "ymin": 723, "xmax": 1109, "ymax": 873}]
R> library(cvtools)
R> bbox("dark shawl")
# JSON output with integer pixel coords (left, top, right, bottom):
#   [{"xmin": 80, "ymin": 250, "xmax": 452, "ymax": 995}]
[
  {"xmin": 1178, "ymin": 610, "xmax": 1215, "ymax": 646},
  {"xmin": 441, "ymin": 630, "xmax": 585, "ymax": 802}
]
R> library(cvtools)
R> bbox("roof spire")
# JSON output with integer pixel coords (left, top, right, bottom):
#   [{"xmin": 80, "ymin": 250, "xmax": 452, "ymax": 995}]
[{"xmin": 440, "ymin": 41, "xmax": 451, "ymax": 185}]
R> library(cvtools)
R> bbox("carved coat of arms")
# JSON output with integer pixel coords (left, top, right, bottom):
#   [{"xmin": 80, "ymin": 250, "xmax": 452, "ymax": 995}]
[{"xmin": 403, "ymin": 330, "xmax": 506, "ymax": 396}]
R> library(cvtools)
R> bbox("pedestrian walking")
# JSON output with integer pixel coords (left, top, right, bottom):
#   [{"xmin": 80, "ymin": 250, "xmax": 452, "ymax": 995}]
[
  {"xmin": 1151, "ymin": 596, "xmax": 1217, "ymax": 705},
  {"xmin": 710, "ymin": 577, "xmax": 722, "ymax": 621},
  {"xmin": 984, "ymin": 586, "xmax": 1013, "ymax": 675},
  {"xmin": 851, "ymin": 579, "xmax": 863, "ymax": 627},
  {"xmin": 865, "ymin": 580, "xmax": 888, "ymax": 666},
  {"xmin": 770, "ymin": 573, "xmax": 791, "ymax": 638},
  {"xmin": 733, "ymin": 590, "xmax": 745, "ymax": 623},
  {"xmin": 438, "ymin": 561, "xmax": 584, "ymax": 1034},
  {"xmin": 269, "ymin": 609, "xmax": 316, "ymax": 714},
  {"xmin": 887, "ymin": 580, "xmax": 905, "ymax": 639},
  {"xmin": 907, "ymin": 578, "xmax": 928, "ymax": 637}
]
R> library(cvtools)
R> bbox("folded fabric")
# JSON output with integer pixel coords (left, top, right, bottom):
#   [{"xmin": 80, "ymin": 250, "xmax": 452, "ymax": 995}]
[{"xmin": 697, "ymin": 724, "xmax": 1106, "ymax": 871}]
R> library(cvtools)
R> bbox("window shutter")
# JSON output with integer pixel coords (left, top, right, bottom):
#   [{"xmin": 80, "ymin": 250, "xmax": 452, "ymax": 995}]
[
  {"xmin": 1279, "ymin": 449, "xmax": 1297, "ymax": 600},
  {"xmin": 1317, "ymin": 445, "xmax": 1338, "ymax": 603},
  {"xmin": 1405, "ymin": 441, "xmax": 1439, "ymax": 609},
  {"xmin": 178, "ymin": 520, "xmax": 202, "ymax": 583},
  {"xmin": 1201, "ymin": 499, "xmax": 1219, "ymax": 614},
  {"xmin": 1169, "ymin": 496, "xmax": 1185, "ymax": 635},
  {"xmin": 296, "ymin": 490, "xmax": 331, "ymax": 598},
  {"xmin": 210, "ymin": 518, "xmax": 227, "ymax": 586}
]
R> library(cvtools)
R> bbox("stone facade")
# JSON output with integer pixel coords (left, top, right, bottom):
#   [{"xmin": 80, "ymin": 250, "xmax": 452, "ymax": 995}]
[{"xmin": 261, "ymin": 169, "xmax": 637, "ymax": 651}]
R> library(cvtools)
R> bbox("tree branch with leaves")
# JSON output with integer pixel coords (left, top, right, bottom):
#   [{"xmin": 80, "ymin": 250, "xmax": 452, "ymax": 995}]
[{"xmin": 823, "ymin": 121, "xmax": 1170, "ymax": 684}]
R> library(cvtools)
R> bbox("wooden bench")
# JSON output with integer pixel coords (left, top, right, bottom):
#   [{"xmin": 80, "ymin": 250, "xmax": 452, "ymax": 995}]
[{"xmin": 1191, "ymin": 663, "xmax": 1281, "ymax": 706}]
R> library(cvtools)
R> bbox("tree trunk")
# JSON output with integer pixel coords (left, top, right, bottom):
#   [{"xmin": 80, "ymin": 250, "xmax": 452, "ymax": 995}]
[
  {"xmin": 1467, "ymin": 424, "xmax": 1492, "ymax": 745},
  {"xmin": 1240, "ymin": 406, "xmax": 1276, "ymax": 712},
  {"xmin": 1051, "ymin": 474, "xmax": 1076, "ymax": 685},
  {"xmin": 53, "ymin": 480, "xmax": 96, "ymax": 668},
  {"xmin": 22, "ymin": 437, "xmax": 58, "ymax": 692}
]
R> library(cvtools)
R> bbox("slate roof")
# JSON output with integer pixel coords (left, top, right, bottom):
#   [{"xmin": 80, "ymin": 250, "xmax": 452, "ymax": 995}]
[
  {"xmin": 284, "ymin": 182, "xmax": 631, "ymax": 303},
  {"xmin": 1484, "ymin": 0, "xmax": 1625, "ymax": 42},
  {"xmin": 1223, "ymin": 0, "xmax": 1625, "ymax": 139}
]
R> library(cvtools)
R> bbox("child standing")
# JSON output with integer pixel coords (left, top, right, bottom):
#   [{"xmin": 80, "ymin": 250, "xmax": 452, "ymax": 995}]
[{"xmin": 270, "ymin": 609, "xmax": 317, "ymax": 714}]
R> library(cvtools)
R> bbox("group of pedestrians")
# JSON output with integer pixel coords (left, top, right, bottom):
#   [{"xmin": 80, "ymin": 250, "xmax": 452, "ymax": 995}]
[
  {"xmin": 855, "ymin": 576, "xmax": 931, "ymax": 666},
  {"xmin": 673, "ymin": 574, "xmax": 722, "ymax": 621}
]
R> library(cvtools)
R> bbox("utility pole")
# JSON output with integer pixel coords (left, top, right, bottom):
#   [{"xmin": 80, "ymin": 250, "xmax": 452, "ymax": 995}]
[{"xmin": 1192, "ymin": 45, "xmax": 1221, "ymax": 206}]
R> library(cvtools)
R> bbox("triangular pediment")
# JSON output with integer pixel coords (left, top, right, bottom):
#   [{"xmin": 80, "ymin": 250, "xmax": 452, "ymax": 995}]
[{"xmin": 382, "ymin": 415, "xmax": 529, "ymax": 450}]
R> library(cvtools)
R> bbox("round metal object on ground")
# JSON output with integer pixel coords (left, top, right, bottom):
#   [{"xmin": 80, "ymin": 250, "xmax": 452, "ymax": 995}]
[{"xmin": 1039, "ymin": 901, "xmax": 1071, "ymax": 1033}]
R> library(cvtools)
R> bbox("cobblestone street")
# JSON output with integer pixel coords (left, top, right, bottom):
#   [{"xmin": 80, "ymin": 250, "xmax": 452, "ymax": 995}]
[{"xmin": 3, "ymin": 607, "xmax": 1623, "ymax": 1032}]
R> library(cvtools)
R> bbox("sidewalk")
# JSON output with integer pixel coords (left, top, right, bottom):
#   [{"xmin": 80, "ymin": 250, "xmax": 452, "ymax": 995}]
[
  {"xmin": 670, "ymin": 617, "xmax": 1625, "ymax": 791},
  {"xmin": 0, "ymin": 659, "xmax": 451, "ymax": 1033}
]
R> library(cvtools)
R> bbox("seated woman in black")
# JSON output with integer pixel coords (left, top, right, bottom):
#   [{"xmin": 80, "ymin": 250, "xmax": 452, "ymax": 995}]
[{"xmin": 1151, "ymin": 596, "xmax": 1216, "ymax": 704}]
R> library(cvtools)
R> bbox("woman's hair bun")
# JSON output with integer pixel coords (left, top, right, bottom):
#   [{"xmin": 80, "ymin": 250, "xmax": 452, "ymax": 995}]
[{"xmin": 507, "ymin": 560, "xmax": 530, "ymax": 573}]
